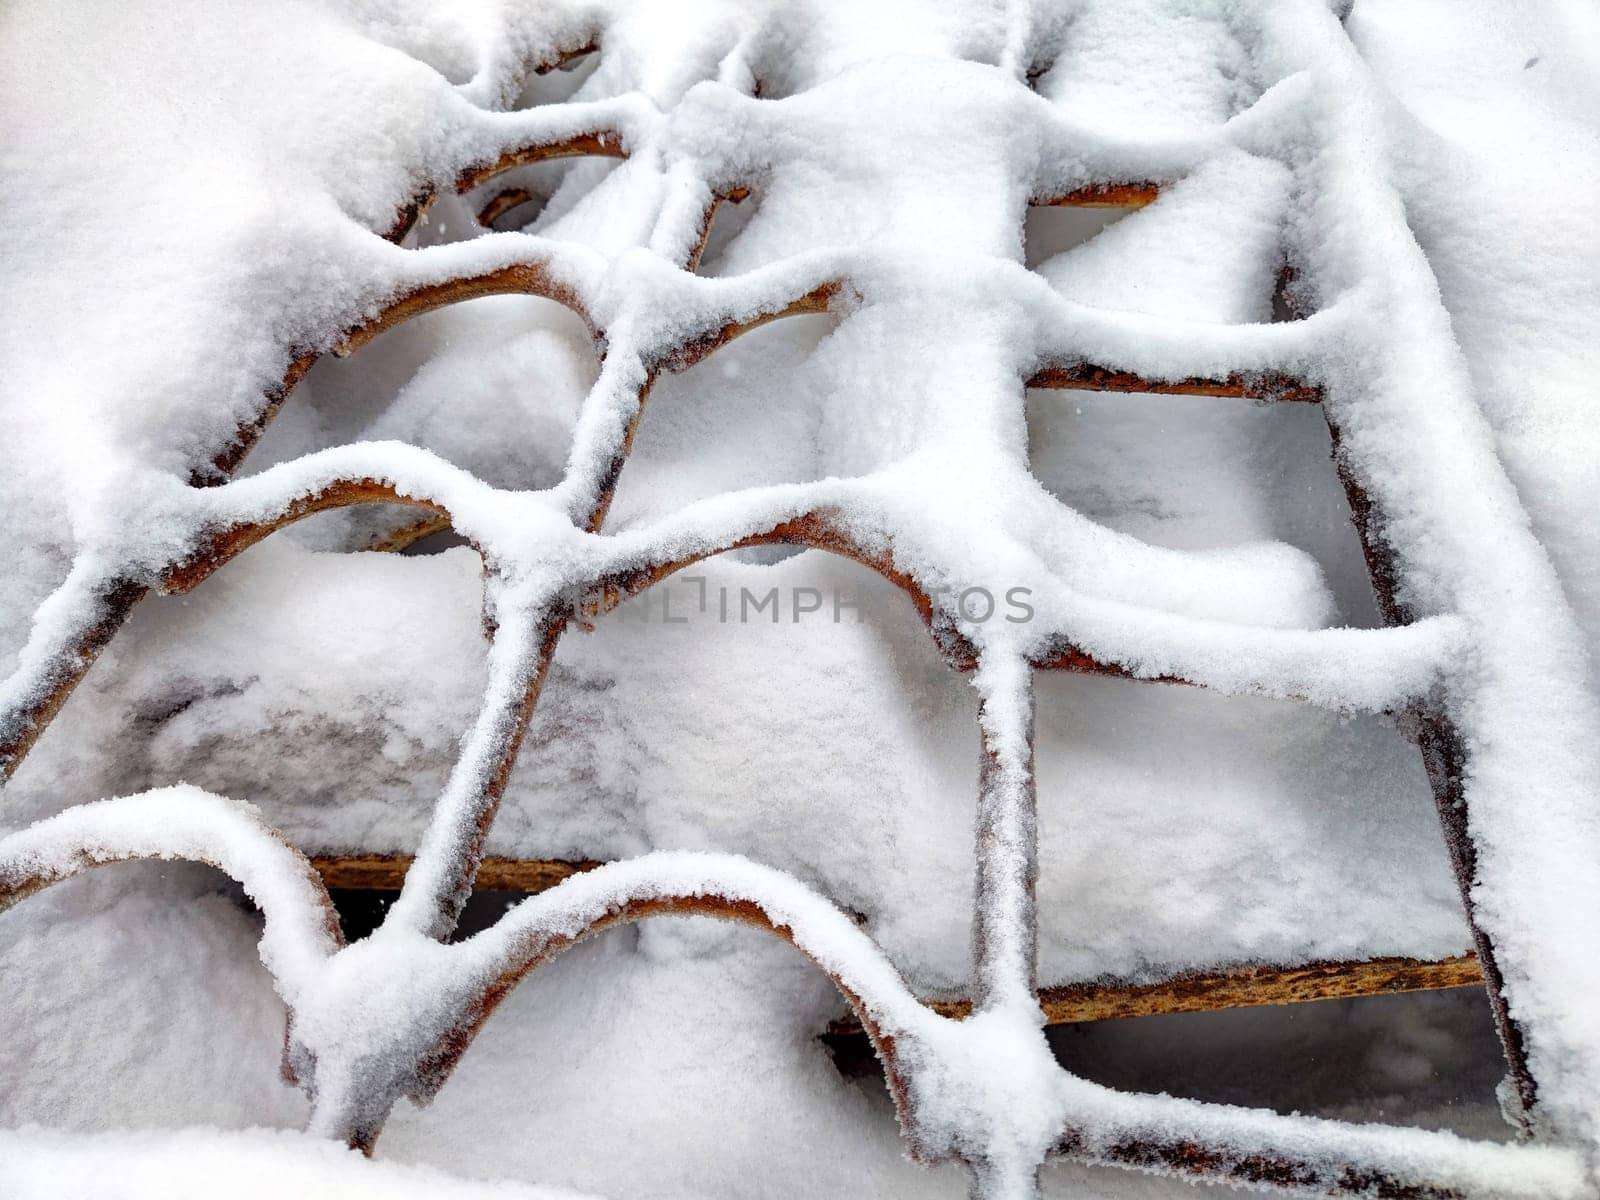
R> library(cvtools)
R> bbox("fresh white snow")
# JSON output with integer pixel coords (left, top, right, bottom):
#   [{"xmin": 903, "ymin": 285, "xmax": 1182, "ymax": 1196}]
[{"xmin": 2, "ymin": 0, "xmax": 1598, "ymax": 1195}]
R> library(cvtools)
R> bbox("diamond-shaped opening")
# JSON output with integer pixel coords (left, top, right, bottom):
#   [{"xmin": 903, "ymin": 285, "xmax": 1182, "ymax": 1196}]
[
  {"xmin": 1047, "ymin": 986, "xmax": 1510, "ymax": 1139},
  {"xmin": 250, "ymin": 294, "xmax": 596, "ymax": 552},
  {"xmin": 1033, "ymin": 671, "xmax": 1467, "ymax": 991},
  {"xmin": 1027, "ymin": 387, "xmax": 1384, "ymax": 627},
  {"xmin": 4, "ymin": 533, "xmax": 488, "ymax": 863},
  {"xmin": 1026, "ymin": 151, "xmax": 1294, "ymax": 328},
  {"xmin": 697, "ymin": 188, "xmax": 763, "ymax": 277},
  {"xmin": 826, "ymin": 987, "xmax": 1507, "ymax": 1144},
  {"xmin": 509, "ymin": 48, "xmax": 600, "ymax": 110},
  {"xmin": 1029, "ymin": 3, "xmax": 1261, "ymax": 133},
  {"xmin": 0, "ymin": 862, "xmax": 310, "ymax": 1129},
  {"xmin": 398, "ymin": 913, "xmax": 901, "ymax": 1183},
  {"xmin": 496, "ymin": 550, "xmax": 982, "ymax": 992},
  {"xmin": 1023, "ymin": 203, "xmax": 1135, "ymax": 269},
  {"xmin": 606, "ymin": 311, "xmax": 841, "ymax": 529},
  {"xmin": 463, "ymin": 156, "xmax": 608, "ymax": 236}
]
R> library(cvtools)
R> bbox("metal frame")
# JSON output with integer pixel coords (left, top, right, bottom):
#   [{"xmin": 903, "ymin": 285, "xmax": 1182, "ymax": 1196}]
[{"xmin": 1, "ymin": 6, "xmax": 1593, "ymax": 1197}]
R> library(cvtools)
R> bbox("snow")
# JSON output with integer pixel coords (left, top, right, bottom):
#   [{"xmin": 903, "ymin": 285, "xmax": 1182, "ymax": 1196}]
[
  {"xmin": 0, "ymin": 865, "xmax": 309, "ymax": 1135},
  {"xmin": 1250, "ymin": 0, "xmax": 1600, "ymax": 1150},
  {"xmin": 0, "ymin": 1126, "xmax": 599, "ymax": 1200},
  {"xmin": 0, "ymin": 871, "xmax": 1565, "ymax": 1199},
  {"xmin": 1344, "ymin": 0, "xmax": 1600, "ymax": 692},
  {"xmin": 0, "ymin": 787, "xmax": 340, "ymax": 1004},
  {"xmin": 3, "ymin": 0, "xmax": 1600, "ymax": 1195}
]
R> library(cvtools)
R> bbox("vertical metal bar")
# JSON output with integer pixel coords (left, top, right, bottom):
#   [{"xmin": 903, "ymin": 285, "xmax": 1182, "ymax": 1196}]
[
  {"xmin": 968, "ymin": 651, "xmax": 1045, "ymax": 1199},
  {"xmin": 971, "ymin": 654, "xmax": 1040, "ymax": 1013},
  {"xmin": 1324, "ymin": 415, "xmax": 1538, "ymax": 1116},
  {"xmin": 968, "ymin": 1156, "xmax": 1041, "ymax": 1200}
]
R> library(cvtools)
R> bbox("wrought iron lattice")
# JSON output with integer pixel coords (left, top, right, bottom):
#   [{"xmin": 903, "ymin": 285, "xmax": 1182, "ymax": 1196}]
[{"xmin": 2, "ymin": 1, "xmax": 1597, "ymax": 1197}]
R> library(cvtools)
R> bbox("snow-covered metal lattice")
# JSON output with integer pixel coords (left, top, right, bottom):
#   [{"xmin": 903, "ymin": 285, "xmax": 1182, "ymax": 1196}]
[{"xmin": 3, "ymin": 0, "xmax": 1599, "ymax": 1196}]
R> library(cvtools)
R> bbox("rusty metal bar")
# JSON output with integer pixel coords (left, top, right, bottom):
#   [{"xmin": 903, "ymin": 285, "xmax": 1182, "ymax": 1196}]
[
  {"xmin": 1033, "ymin": 182, "xmax": 1162, "ymax": 208},
  {"xmin": 1028, "ymin": 362, "xmax": 1321, "ymax": 403},
  {"xmin": 829, "ymin": 953, "xmax": 1482, "ymax": 1035},
  {"xmin": 1323, "ymin": 415, "xmax": 1539, "ymax": 1119},
  {"xmin": 311, "ymin": 854, "xmax": 1482, "ymax": 1030}
]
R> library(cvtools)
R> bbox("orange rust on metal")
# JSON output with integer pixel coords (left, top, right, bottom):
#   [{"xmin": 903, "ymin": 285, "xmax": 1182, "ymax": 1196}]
[
  {"xmin": 382, "ymin": 192, "xmax": 434, "ymax": 244},
  {"xmin": 395, "ymin": 41, "xmax": 603, "ymax": 243},
  {"xmin": 314, "ymin": 854, "xmax": 601, "ymax": 893},
  {"xmin": 667, "ymin": 280, "xmax": 842, "ymax": 371},
  {"xmin": 685, "ymin": 208, "xmax": 716, "ymax": 274},
  {"xmin": 205, "ymin": 349, "xmax": 321, "ymax": 482},
  {"xmin": 162, "ymin": 479, "xmax": 452, "ymax": 595},
  {"xmin": 367, "ymin": 512, "xmax": 455, "ymax": 553},
  {"xmin": 453, "ymin": 131, "xmax": 626, "ymax": 196},
  {"xmin": 1028, "ymin": 363, "xmax": 1322, "ymax": 404},
  {"xmin": 830, "ymin": 953, "xmax": 1483, "ymax": 1035},
  {"xmin": 1031, "ymin": 641, "xmax": 1184, "ymax": 682},
  {"xmin": 335, "ymin": 261, "xmax": 590, "ymax": 357},
  {"xmin": 310, "ymin": 847, "xmax": 1487, "ymax": 1036},
  {"xmin": 1042, "ymin": 952, "xmax": 1483, "ymax": 1022},
  {"xmin": 476, "ymin": 187, "xmax": 537, "ymax": 229},
  {"xmin": 1034, "ymin": 181, "xmax": 1162, "ymax": 208},
  {"xmin": 532, "ymin": 40, "xmax": 598, "ymax": 76},
  {"xmin": 684, "ymin": 187, "xmax": 753, "ymax": 274}
]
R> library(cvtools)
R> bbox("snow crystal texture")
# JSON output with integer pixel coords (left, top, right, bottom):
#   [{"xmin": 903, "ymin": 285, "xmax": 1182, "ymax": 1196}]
[{"xmin": 2, "ymin": 0, "xmax": 1599, "ymax": 1197}]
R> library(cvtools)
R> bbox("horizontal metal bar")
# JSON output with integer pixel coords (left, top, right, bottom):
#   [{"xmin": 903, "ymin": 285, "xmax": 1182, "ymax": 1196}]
[
  {"xmin": 314, "ymin": 853, "xmax": 599, "ymax": 893},
  {"xmin": 827, "ymin": 953, "xmax": 1481, "ymax": 1034},
  {"xmin": 1052, "ymin": 1106, "xmax": 1587, "ymax": 1200},
  {"xmin": 1032, "ymin": 182, "xmax": 1162, "ymax": 208},
  {"xmin": 311, "ymin": 857, "xmax": 1479, "ymax": 1028},
  {"xmin": 1028, "ymin": 363, "xmax": 1322, "ymax": 403}
]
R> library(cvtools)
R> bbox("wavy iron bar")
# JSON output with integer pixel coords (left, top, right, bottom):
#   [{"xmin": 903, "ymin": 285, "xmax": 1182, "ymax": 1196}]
[{"xmin": 1, "ymin": 5, "xmax": 1594, "ymax": 1199}]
